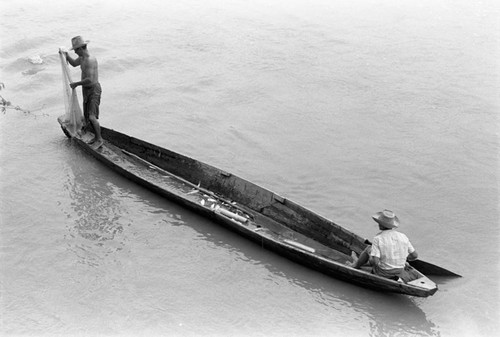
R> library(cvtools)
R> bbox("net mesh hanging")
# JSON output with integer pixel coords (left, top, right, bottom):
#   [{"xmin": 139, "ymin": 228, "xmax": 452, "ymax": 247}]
[{"xmin": 58, "ymin": 51, "xmax": 83, "ymax": 137}]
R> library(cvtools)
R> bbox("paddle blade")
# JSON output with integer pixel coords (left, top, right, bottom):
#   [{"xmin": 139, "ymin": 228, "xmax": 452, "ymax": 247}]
[{"xmin": 409, "ymin": 259, "xmax": 462, "ymax": 277}]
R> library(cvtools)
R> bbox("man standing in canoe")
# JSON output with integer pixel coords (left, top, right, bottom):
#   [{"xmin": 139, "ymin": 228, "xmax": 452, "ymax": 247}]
[
  {"xmin": 60, "ymin": 36, "xmax": 103, "ymax": 149},
  {"xmin": 347, "ymin": 210, "xmax": 418, "ymax": 280}
]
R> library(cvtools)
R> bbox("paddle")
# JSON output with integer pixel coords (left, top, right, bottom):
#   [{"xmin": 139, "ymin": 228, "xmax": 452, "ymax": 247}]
[
  {"xmin": 407, "ymin": 259, "xmax": 462, "ymax": 277},
  {"xmin": 364, "ymin": 240, "xmax": 462, "ymax": 277}
]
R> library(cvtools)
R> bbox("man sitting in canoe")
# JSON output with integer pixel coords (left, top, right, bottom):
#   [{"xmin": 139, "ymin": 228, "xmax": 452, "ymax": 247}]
[{"xmin": 347, "ymin": 210, "xmax": 418, "ymax": 280}]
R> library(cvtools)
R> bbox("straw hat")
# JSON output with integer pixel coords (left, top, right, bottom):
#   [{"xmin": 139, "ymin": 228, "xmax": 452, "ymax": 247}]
[
  {"xmin": 372, "ymin": 209, "xmax": 400, "ymax": 229},
  {"xmin": 70, "ymin": 36, "xmax": 90, "ymax": 50}
]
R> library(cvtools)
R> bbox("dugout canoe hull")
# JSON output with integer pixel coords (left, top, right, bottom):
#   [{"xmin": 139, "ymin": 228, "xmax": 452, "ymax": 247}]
[{"xmin": 58, "ymin": 120, "xmax": 438, "ymax": 297}]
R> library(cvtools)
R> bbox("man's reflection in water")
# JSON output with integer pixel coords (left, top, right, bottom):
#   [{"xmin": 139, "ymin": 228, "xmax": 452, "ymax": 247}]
[{"xmin": 63, "ymin": 160, "xmax": 128, "ymax": 267}]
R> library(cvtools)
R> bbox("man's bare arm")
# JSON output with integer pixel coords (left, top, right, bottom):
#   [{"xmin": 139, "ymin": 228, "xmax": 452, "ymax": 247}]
[
  {"xmin": 64, "ymin": 53, "xmax": 81, "ymax": 67},
  {"xmin": 407, "ymin": 250, "xmax": 418, "ymax": 261}
]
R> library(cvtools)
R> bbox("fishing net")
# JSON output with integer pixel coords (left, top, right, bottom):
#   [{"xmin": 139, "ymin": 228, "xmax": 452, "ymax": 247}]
[{"xmin": 58, "ymin": 49, "xmax": 83, "ymax": 137}]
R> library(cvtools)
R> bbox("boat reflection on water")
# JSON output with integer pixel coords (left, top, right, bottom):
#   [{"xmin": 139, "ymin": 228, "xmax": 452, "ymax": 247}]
[
  {"xmin": 62, "ymin": 145, "xmax": 130, "ymax": 267},
  {"xmin": 173, "ymin": 215, "xmax": 442, "ymax": 337},
  {"xmin": 60, "ymin": 142, "xmax": 439, "ymax": 336}
]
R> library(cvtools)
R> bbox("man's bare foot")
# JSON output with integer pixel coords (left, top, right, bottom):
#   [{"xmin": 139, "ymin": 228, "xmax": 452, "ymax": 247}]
[
  {"xmin": 92, "ymin": 139, "xmax": 104, "ymax": 149},
  {"xmin": 346, "ymin": 251, "xmax": 359, "ymax": 268}
]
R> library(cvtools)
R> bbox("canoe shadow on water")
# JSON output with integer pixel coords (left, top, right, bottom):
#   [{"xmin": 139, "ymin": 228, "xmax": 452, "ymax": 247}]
[
  {"xmin": 61, "ymin": 139, "xmax": 440, "ymax": 337},
  {"xmin": 211, "ymin": 235, "xmax": 440, "ymax": 337}
]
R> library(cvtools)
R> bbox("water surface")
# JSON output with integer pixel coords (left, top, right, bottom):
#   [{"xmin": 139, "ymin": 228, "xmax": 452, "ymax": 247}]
[{"xmin": 1, "ymin": 0, "xmax": 499, "ymax": 336}]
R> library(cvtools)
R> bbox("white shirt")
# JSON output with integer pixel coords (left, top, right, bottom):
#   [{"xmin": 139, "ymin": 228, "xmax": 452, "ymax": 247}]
[{"xmin": 370, "ymin": 229, "xmax": 415, "ymax": 270}]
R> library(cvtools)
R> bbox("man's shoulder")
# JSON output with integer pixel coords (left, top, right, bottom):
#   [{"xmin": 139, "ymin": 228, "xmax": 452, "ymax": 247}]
[
  {"xmin": 82, "ymin": 55, "xmax": 97, "ymax": 64},
  {"xmin": 376, "ymin": 229, "xmax": 408, "ymax": 239},
  {"xmin": 372, "ymin": 231, "xmax": 384, "ymax": 242},
  {"xmin": 390, "ymin": 230, "xmax": 410, "ymax": 241}
]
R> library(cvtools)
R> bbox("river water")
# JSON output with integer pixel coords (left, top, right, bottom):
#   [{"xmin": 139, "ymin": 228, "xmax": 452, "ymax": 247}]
[{"xmin": 1, "ymin": 0, "xmax": 499, "ymax": 336}]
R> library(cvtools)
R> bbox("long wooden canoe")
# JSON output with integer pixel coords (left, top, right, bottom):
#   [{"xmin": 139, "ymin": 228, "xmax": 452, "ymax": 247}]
[{"xmin": 58, "ymin": 119, "xmax": 446, "ymax": 297}]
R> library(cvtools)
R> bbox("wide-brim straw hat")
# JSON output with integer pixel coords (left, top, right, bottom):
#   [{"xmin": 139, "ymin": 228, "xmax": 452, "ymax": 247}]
[
  {"xmin": 70, "ymin": 36, "xmax": 90, "ymax": 50},
  {"xmin": 372, "ymin": 209, "xmax": 400, "ymax": 229}
]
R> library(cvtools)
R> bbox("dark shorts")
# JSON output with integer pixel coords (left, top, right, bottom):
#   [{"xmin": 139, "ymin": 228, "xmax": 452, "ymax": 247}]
[{"xmin": 83, "ymin": 83, "xmax": 102, "ymax": 121}]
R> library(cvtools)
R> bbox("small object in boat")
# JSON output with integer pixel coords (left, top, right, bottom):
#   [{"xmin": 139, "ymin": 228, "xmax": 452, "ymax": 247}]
[
  {"xmin": 217, "ymin": 207, "xmax": 248, "ymax": 223},
  {"xmin": 283, "ymin": 239, "xmax": 315, "ymax": 253}
]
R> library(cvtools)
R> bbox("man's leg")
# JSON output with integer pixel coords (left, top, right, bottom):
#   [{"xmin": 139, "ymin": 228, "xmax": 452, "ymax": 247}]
[
  {"xmin": 347, "ymin": 246, "xmax": 371, "ymax": 269},
  {"xmin": 82, "ymin": 102, "xmax": 90, "ymax": 137},
  {"xmin": 85, "ymin": 94, "xmax": 101, "ymax": 145},
  {"xmin": 89, "ymin": 115, "xmax": 103, "ymax": 149}
]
